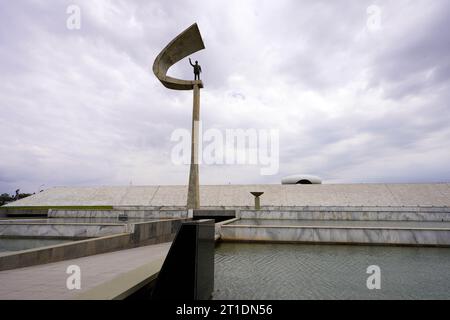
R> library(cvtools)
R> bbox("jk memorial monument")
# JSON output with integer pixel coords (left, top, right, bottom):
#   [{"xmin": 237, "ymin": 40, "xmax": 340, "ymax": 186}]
[{"xmin": 152, "ymin": 23, "xmax": 205, "ymax": 209}]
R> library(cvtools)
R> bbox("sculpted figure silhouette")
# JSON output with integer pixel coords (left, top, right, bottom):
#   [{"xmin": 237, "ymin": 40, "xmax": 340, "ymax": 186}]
[{"xmin": 189, "ymin": 58, "xmax": 202, "ymax": 80}]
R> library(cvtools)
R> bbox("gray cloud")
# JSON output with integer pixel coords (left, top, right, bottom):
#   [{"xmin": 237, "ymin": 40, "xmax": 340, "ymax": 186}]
[{"xmin": 1, "ymin": 0, "xmax": 450, "ymax": 194}]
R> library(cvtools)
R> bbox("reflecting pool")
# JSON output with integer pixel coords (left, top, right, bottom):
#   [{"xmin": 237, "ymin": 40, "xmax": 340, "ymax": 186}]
[{"xmin": 213, "ymin": 243, "xmax": 450, "ymax": 300}]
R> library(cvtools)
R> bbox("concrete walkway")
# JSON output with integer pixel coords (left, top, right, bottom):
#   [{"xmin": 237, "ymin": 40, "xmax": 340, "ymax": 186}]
[{"xmin": 0, "ymin": 242, "xmax": 171, "ymax": 300}]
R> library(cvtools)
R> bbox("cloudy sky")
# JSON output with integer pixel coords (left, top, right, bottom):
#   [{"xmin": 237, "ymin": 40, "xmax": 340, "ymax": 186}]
[{"xmin": 1, "ymin": 0, "xmax": 450, "ymax": 194}]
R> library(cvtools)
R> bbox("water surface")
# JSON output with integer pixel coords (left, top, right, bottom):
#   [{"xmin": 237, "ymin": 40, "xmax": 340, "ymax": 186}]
[{"xmin": 213, "ymin": 243, "xmax": 450, "ymax": 300}]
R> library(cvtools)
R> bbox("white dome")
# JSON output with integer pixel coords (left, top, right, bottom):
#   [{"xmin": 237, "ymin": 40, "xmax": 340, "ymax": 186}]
[{"xmin": 281, "ymin": 174, "xmax": 322, "ymax": 185}]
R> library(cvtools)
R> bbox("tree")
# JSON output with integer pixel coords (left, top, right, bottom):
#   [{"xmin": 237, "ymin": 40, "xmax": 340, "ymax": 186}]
[
  {"xmin": 0, "ymin": 193, "xmax": 13, "ymax": 206},
  {"xmin": 0, "ymin": 192, "xmax": 32, "ymax": 206}
]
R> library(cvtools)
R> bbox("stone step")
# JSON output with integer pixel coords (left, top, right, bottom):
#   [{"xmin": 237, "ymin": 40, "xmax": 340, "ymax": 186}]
[
  {"xmin": 48, "ymin": 209, "xmax": 188, "ymax": 219},
  {"xmin": 251, "ymin": 206, "xmax": 450, "ymax": 212},
  {"xmin": 240, "ymin": 210, "xmax": 450, "ymax": 222},
  {"xmin": 219, "ymin": 219, "xmax": 450, "ymax": 246}
]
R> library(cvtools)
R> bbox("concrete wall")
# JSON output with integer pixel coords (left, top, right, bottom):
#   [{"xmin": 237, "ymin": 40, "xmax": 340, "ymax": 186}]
[
  {"xmin": 0, "ymin": 208, "xmax": 49, "ymax": 216},
  {"xmin": 4, "ymin": 184, "xmax": 450, "ymax": 208},
  {"xmin": 220, "ymin": 225, "xmax": 450, "ymax": 247},
  {"xmin": 0, "ymin": 223, "xmax": 129, "ymax": 238},
  {"xmin": 240, "ymin": 207, "xmax": 450, "ymax": 221},
  {"xmin": 48, "ymin": 208, "xmax": 189, "ymax": 219},
  {"xmin": 0, "ymin": 219, "xmax": 185, "ymax": 271}
]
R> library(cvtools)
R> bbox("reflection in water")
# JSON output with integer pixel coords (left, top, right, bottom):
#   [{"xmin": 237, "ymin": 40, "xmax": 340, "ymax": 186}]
[{"xmin": 213, "ymin": 243, "xmax": 450, "ymax": 300}]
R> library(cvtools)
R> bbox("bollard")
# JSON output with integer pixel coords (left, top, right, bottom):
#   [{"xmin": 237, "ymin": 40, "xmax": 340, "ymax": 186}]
[{"xmin": 250, "ymin": 192, "xmax": 264, "ymax": 210}]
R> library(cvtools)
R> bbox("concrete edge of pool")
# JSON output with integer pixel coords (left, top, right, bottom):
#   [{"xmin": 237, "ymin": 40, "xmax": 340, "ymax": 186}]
[
  {"xmin": 217, "ymin": 222, "xmax": 450, "ymax": 247},
  {"xmin": 0, "ymin": 218, "xmax": 186, "ymax": 271}
]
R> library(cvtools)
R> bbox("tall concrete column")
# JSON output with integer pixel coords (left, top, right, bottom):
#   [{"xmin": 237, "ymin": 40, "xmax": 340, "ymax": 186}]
[
  {"xmin": 152, "ymin": 23, "xmax": 205, "ymax": 210},
  {"xmin": 187, "ymin": 84, "xmax": 201, "ymax": 209}
]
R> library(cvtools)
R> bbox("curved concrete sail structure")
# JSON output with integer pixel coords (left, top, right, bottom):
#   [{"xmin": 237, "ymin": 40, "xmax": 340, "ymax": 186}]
[{"xmin": 152, "ymin": 23, "xmax": 205, "ymax": 90}]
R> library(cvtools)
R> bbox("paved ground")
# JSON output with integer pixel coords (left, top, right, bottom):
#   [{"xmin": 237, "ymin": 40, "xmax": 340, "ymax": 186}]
[{"xmin": 0, "ymin": 242, "xmax": 171, "ymax": 300}]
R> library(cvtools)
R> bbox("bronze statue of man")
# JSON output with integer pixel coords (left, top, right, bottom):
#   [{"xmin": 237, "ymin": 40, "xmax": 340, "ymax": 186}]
[{"xmin": 189, "ymin": 58, "xmax": 202, "ymax": 80}]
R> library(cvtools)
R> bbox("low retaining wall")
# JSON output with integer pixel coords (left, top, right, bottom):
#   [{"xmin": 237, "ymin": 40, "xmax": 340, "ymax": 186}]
[
  {"xmin": 194, "ymin": 210, "xmax": 236, "ymax": 217},
  {"xmin": 0, "ymin": 219, "xmax": 185, "ymax": 271},
  {"xmin": 251, "ymin": 206, "xmax": 450, "ymax": 212},
  {"xmin": 220, "ymin": 224, "xmax": 450, "ymax": 247},
  {"xmin": 240, "ymin": 206, "xmax": 450, "ymax": 221},
  {"xmin": 49, "ymin": 209, "xmax": 189, "ymax": 219},
  {"xmin": 1, "ymin": 208, "xmax": 49, "ymax": 217},
  {"xmin": 214, "ymin": 218, "xmax": 240, "ymax": 241},
  {"xmin": 0, "ymin": 223, "xmax": 129, "ymax": 238}
]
